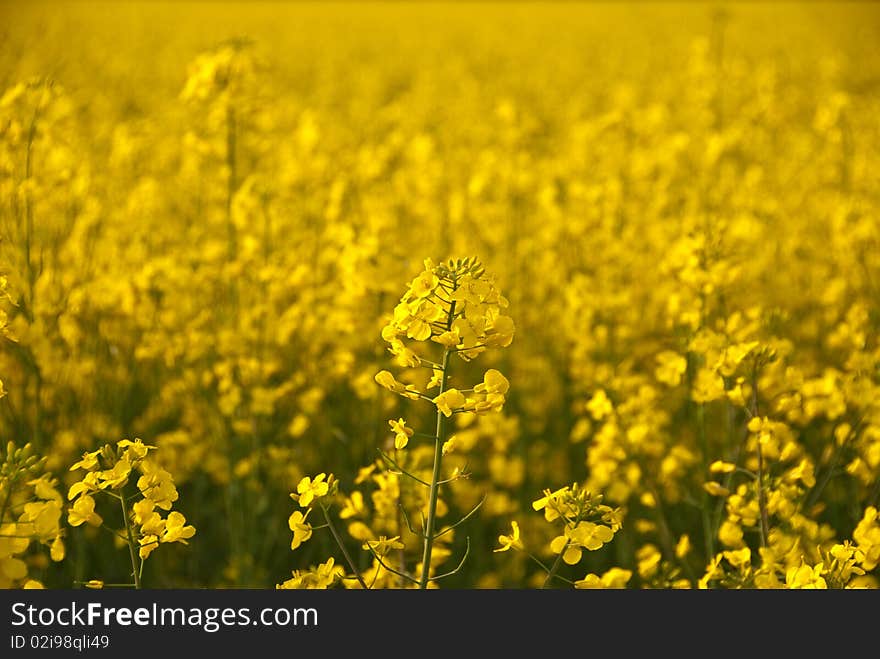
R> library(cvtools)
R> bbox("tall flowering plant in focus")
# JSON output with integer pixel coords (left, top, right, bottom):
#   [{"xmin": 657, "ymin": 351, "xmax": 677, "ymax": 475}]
[
  {"xmin": 373, "ymin": 257, "xmax": 515, "ymax": 588},
  {"xmin": 277, "ymin": 257, "xmax": 516, "ymax": 589}
]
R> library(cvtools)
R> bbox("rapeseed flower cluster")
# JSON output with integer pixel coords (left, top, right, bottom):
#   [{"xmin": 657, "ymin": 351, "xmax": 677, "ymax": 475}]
[{"xmin": 67, "ymin": 439, "xmax": 194, "ymax": 586}]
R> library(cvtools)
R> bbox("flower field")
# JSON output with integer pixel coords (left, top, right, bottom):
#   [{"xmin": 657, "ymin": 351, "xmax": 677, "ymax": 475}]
[{"xmin": 1, "ymin": 1, "xmax": 879, "ymax": 589}]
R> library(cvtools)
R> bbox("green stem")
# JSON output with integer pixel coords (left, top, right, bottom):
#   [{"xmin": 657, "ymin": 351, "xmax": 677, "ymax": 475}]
[
  {"xmin": 320, "ymin": 503, "xmax": 368, "ymax": 589},
  {"xmin": 119, "ymin": 494, "xmax": 141, "ymax": 589},
  {"xmin": 419, "ymin": 351, "xmax": 449, "ymax": 589},
  {"xmin": 419, "ymin": 300, "xmax": 457, "ymax": 590},
  {"xmin": 542, "ymin": 540, "xmax": 569, "ymax": 589},
  {"xmin": 525, "ymin": 551, "xmax": 553, "ymax": 575}
]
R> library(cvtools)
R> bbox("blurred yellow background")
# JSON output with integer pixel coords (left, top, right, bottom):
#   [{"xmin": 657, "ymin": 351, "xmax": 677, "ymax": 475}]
[{"xmin": 1, "ymin": 2, "xmax": 879, "ymax": 589}]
